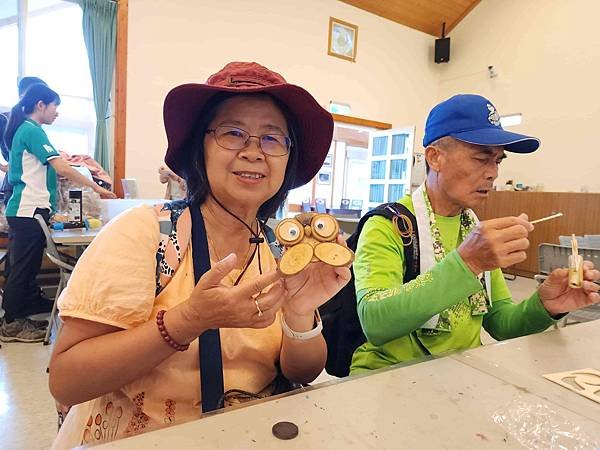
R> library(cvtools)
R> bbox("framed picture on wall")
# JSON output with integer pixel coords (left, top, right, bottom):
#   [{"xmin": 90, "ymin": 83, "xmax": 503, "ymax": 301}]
[{"xmin": 328, "ymin": 17, "xmax": 358, "ymax": 62}]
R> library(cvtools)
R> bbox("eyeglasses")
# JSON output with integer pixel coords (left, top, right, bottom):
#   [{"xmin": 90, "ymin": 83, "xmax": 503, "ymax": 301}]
[{"xmin": 206, "ymin": 126, "xmax": 291, "ymax": 157}]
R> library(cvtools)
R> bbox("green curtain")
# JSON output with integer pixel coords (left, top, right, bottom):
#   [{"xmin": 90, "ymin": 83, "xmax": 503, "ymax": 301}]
[{"xmin": 78, "ymin": 0, "xmax": 117, "ymax": 172}]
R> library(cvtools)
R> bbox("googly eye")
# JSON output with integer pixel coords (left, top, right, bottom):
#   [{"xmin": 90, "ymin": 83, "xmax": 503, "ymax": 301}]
[
  {"xmin": 275, "ymin": 219, "xmax": 304, "ymax": 245},
  {"xmin": 311, "ymin": 214, "xmax": 338, "ymax": 241}
]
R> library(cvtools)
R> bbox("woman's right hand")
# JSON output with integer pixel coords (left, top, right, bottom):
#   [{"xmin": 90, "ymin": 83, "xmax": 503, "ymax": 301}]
[{"xmin": 170, "ymin": 253, "xmax": 286, "ymax": 341}]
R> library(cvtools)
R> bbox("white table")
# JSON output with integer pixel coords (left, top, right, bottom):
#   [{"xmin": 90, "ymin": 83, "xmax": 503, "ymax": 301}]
[
  {"xmin": 100, "ymin": 198, "xmax": 165, "ymax": 223},
  {"xmin": 89, "ymin": 321, "xmax": 600, "ymax": 449},
  {"xmin": 51, "ymin": 228, "xmax": 100, "ymax": 246},
  {"xmin": 449, "ymin": 320, "xmax": 600, "ymax": 422},
  {"xmin": 50, "ymin": 199, "xmax": 165, "ymax": 247}
]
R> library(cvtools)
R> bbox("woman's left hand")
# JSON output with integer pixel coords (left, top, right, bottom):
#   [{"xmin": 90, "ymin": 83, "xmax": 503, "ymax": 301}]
[
  {"xmin": 539, "ymin": 260, "xmax": 600, "ymax": 316},
  {"xmin": 281, "ymin": 235, "xmax": 352, "ymax": 316}
]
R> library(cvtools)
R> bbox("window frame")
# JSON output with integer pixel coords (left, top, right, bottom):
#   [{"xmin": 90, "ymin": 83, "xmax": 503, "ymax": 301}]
[
  {"xmin": 366, "ymin": 127, "xmax": 415, "ymax": 212},
  {"xmin": 0, "ymin": 0, "xmax": 96, "ymax": 157}
]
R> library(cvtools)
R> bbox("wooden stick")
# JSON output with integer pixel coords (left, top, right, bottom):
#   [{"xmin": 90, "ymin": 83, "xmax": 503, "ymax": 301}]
[
  {"xmin": 569, "ymin": 233, "xmax": 583, "ymax": 288},
  {"xmin": 530, "ymin": 212, "xmax": 563, "ymax": 224}
]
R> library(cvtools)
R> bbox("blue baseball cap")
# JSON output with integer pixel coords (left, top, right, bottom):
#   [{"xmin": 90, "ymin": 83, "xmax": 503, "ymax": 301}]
[{"xmin": 423, "ymin": 94, "xmax": 540, "ymax": 153}]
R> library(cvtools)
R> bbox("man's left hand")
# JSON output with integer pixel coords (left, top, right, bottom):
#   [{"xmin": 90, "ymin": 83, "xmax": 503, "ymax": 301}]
[{"xmin": 538, "ymin": 261, "xmax": 600, "ymax": 316}]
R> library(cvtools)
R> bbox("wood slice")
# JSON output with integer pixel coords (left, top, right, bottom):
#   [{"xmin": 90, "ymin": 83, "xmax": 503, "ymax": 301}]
[
  {"xmin": 279, "ymin": 242, "xmax": 314, "ymax": 275},
  {"xmin": 314, "ymin": 242, "xmax": 354, "ymax": 267},
  {"xmin": 310, "ymin": 214, "xmax": 339, "ymax": 242}
]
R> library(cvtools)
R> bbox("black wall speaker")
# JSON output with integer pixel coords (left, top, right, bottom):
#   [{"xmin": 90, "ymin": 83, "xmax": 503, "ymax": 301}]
[{"xmin": 435, "ymin": 37, "xmax": 450, "ymax": 63}]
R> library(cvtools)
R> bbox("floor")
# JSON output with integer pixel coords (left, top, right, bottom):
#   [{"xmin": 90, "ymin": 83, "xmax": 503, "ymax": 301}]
[
  {"xmin": 0, "ymin": 314, "xmax": 57, "ymax": 450},
  {"xmin": 0, "ymin": 276, "xmax": 539, "ymax": 450}
]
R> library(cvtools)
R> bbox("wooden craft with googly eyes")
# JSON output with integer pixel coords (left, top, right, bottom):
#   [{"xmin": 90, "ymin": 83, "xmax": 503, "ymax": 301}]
[{"xmin": 275, "ymin": 213, "xmax": 354, "ymax": 276}]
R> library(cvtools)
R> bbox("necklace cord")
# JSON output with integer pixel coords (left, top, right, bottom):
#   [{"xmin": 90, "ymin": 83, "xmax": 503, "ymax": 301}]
[{"xmin": 207, "ymin": 194, "xmax": 265, "ymax": 286}]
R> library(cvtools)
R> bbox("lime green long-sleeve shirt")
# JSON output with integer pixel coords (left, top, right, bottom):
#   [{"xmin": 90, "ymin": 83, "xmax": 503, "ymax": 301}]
[{"xmin": 350, "ymin": 196, "xmax": 556, "ymax": 373}]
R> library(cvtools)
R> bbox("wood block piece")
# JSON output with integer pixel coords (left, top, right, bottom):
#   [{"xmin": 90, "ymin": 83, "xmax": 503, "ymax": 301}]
[{"xmin": 542, "ymin": 368, "xmax": 600, "ymax": 404}]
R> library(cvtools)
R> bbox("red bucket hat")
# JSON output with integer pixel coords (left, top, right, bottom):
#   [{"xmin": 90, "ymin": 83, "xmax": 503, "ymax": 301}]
[{"xmin": 164, "ymin": 62, "xmax": 334, "ymax": 188}]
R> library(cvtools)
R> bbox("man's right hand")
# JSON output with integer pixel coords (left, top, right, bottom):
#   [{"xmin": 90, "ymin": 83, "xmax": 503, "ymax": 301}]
[{"xmin": 457, "ymin": 213, "xmax": 533, "ymax": 275}]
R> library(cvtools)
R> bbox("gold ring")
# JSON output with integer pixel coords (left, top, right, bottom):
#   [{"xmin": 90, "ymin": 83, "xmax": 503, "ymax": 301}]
[{"xmin": 255, "ymin": 299, "xmax": 263, "ymax": 317}]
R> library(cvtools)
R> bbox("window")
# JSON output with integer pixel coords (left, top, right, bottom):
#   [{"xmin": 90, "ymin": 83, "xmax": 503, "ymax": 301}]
[
  {"xmin": 387, "ymin": 184, "xmax": 405, "ymax": 202},
  {"xmin": 0, "ymin": 3, "xmax": 19, "ymax": 109},
  {"xmin": 370, "ymin": 160, "xmax": 386, "ymax": 179},
  {"xmin": 391, "ymin": 134, "xmax": 408, "ymax": 155},
  {"xmin": 389, "ymin": 159, "xmax": 407, "ymax": 179},
  {"xmin": 369, "ymin": 184, "xmax": 384, "ymax": 203},
  {"xmin": 372, "ymin": 136, "xmax": 387, "ymax": 156},
  {"xmin": 366, "ymin": 127, "xmax": 415, "ymax": 210},
  {"xmin": 0, "ymin": 0, "xmax": 95, "ymax": 156}
]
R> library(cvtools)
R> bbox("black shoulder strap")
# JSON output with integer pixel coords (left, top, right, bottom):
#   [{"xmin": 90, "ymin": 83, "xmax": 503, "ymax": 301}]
[
  {"xmin": 388, "ymin": 203, "xmax": 420, "ymax": 283},
  {"xmin": 350, "ymin": 202, "xmax": 420, "ymax": 282},
  {"xmin": 190, "ymin": 205, "xmax": 224, "ymax": 413},
  {"xmin": 260, "ymin": 221, "xmax": 283, "ymax": 259}
]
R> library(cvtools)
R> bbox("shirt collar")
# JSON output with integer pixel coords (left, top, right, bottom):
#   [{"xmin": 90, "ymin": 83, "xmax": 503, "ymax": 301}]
[{"xmin": 24, "ymin": 118, "xmax": 41, "ymax": 128}]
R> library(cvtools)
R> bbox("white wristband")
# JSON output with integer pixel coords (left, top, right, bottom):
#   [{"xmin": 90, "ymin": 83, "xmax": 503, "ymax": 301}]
[{"xmin": 280, "ymin": 310, "xmax": 323, "ymax": 340}]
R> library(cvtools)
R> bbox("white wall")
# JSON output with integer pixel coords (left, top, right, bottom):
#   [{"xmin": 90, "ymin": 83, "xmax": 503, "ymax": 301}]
[
  {"xmin": 439, "ymin": 0, "xmax": 600, "ymax": 192},
  {"xmin": 125, "ymin": 0, "xmax": 440, "ymax": 197}
]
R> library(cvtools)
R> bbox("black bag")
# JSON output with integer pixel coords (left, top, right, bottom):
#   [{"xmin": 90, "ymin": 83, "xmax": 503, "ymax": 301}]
[{"xmin": 318, "ymin": 202, "xmax": 420, "ymax": 377}]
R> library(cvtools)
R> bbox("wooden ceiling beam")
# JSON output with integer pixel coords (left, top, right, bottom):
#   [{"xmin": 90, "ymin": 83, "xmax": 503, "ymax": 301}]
[
  {"xmin": 339, "ymin": 0, "xmax": 481, "ymax": 37},
  {"xmin": 331, "ymin": 113, "xmax": 392, "ymax": 130}
]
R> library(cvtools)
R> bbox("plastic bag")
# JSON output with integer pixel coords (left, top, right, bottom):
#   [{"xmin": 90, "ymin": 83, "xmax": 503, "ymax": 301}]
[{"xmin": 493, "ymin": 396, "xmax": 599, "ymax": 450}]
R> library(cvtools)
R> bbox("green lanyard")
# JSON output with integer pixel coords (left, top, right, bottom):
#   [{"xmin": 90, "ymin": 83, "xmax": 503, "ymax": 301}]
[{"xmin": 420, "ymin": 190, "xmax": 491, "ymax": 335}]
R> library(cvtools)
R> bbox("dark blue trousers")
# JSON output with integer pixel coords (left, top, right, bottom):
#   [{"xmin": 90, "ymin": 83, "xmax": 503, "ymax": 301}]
[{"xmin": 3, "ymin": 208, "xmax": 50, "ymax": 322}]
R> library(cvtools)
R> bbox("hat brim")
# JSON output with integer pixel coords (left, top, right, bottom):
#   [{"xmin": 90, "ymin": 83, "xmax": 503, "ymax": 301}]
[
  {"xmin": 163, "ymin": 83, "xmax": 333, "ymax": 189},
  {"xmin": 451, "ymin": 128, "xmax": 540, "ymax": 153}
]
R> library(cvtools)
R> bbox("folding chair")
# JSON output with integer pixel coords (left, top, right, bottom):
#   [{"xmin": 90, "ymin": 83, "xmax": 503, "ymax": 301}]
[
  {"xmin": 34, "ymin": 214, "xmax": 76, "ymax": 345},
  {"xmin": 350, "ymin": 199, "xmax": 363, "ymax": 210},
  {"xmin": 315, "ymin": 198, "xmax": 327, "ymax": 214}
]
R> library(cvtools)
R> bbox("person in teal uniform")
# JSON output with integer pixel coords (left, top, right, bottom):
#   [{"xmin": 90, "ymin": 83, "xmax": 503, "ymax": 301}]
[
  {"xmin": 1, "ymin": 83, "xmax": 115, "ymax": 343},
  {"xmin": 351, "ymin": 94, "xmax": 600, "ymax": 373}
]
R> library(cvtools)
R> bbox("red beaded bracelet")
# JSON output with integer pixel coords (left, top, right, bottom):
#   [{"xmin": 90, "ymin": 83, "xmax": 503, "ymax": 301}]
[{"xmin": 156, "ymin": 309, "xmax": 189, "ymax": 352}]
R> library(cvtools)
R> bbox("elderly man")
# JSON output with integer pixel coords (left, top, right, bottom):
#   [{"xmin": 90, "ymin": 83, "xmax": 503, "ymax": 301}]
[{"xmin": 350, "ymin": 94, "xmax": 600, "ymax": 373}]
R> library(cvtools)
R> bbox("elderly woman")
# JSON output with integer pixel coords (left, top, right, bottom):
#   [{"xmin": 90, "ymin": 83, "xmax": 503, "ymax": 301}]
[{"xmin": 49, "ymin": 62, "xmax": 350, "ymax": 448}]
